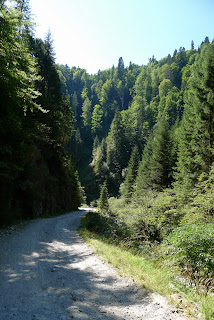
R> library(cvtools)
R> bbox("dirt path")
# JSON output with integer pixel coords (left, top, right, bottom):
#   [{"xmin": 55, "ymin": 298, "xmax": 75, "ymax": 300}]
[{"xmin": 0, "ymin": 210, "xmax": 187, "ymax": 320}]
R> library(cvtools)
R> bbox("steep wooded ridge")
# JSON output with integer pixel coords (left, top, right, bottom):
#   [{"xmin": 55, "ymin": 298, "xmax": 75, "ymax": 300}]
[{"xmin": 0, "ymin": 0, "xmax": 83, "ymax": 225}]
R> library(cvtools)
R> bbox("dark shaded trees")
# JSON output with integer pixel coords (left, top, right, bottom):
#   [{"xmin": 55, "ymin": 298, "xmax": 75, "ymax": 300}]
[
  {"xmin": 0, "ymin": 2, "xmax": 82, "ymax": 224},
  {"xmin": 175, "ymin": 43, "xmax": 214, "ymax": 195}
]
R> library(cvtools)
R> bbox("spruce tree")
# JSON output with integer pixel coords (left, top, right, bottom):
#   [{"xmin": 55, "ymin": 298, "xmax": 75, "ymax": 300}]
[
  {"xmin": 136, "ymin": 134, "xmax": 154, "ymax": 193},
  {"xmin": 0, "ymin": 1, "xmax": 41, "ymax": 222},
  {"xmin": 175, "ymin": 43, "xmax": 214, "ymax": 194},
  {"xmin": 99, "ymin": 181, "xmax": 109, "ymax": 212},
  {"xmin": 81, "ymin": 97, "xmax": 92, "ymax": 129},
  {"xmin": 136, "ymin": 116, "xmax": 171, "ymax": 193},
  {"xmin": 122, "ymin": 145, "xmax": 140, "ymax": 201},
  {"xmin": 150, "ymin": 116, "xmax": 171, "ymax": 189},
  {"xmin": 106, "ymin": 111, "xmax": 127, "ymax": 177}
]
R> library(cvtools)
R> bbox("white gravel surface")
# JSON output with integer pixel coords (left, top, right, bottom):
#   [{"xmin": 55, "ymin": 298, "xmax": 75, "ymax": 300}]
[{"xmin": 0, "ymin": 209, "xmax": 187, "ymax": 320}]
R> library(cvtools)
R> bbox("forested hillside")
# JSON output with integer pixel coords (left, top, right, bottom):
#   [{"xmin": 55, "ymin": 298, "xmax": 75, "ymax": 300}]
[
  {"xmin": 2, "ymin": 0, "xmax": 214, "ymax": 275},
  {"xmin": 57, "ymin": 36, "xmax": 214, "ymax": 204},
  {"xmin": 0, "ymin": 0, "xmax": 83, "ymax": 225},
  {"xmin": 1, "ymin": 0, "xmax": 214, "ymax": 315},
  {"xmin": 58, "ymin": 34, "xmax": 214, "ymax": 305}
]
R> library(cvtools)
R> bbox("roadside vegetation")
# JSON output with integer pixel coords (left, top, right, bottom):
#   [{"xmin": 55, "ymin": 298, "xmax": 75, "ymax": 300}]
[
  {"xmin": 2, "ymin": 2, "xmax": 214, "ymax": 318},
  {"xmin": 79, "ymin": 168, "xmax": 214, "ymax": 320},
  {"xmin": 79, "ymin": 202, "xmax": 214, "ymax": 320}
]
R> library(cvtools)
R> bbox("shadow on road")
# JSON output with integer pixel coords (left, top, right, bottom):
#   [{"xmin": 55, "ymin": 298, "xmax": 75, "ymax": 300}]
[{"xmin": 0, "ymin": 210, "xmax": 156, "ymax": 319}]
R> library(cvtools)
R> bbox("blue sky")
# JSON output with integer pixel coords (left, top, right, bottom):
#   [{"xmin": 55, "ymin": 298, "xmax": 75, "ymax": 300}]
[{"xmin": 30, "ymin": 0, "xmax": 214, "ymax": 74}]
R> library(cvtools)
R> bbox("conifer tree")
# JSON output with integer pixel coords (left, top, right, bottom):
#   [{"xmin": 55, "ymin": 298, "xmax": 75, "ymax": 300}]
[
  {"xmin": 0, "ymin": 1, "xmax": 41, "ymax": 222},
  {"xmin": 122, "ymin": 145, "xmax": 140, "ymax": 201},
  {"xmin": 175, "ymin": 43, "xmax": 214, "ymax": 194},
  {"xmin": 81, "ymin": 97, "xmax": 92, "ymax": 129},
  {"xmin": 136, "ymin": 134, "xmax": 154, "ymax": 193},
  {"xmin": 150, "ymin": 116, "xmax": 171, "ymax": 189},
  {"xmin": 99, "ymin": 181, "xmax": 109, "ymax": 212},
  {"xmin": 136, "ymin": 116, "xmax": 171, "ymax": 192},
  {"xmin": 106, "ymin": 111, "xmax": 127, "ymax": 176},
  {"xmin": 117, "ymin": 57, "xmax": 125, "ymax": 81},
  {"xmin": 91, "ymin": 104, "xmax": 103, "ymax": 135}
]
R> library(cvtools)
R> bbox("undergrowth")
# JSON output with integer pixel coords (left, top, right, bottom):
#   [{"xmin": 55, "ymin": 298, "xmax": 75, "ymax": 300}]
[{"xmin": 79, "ymin": 208, "xmax": 214, "ymax": 320}]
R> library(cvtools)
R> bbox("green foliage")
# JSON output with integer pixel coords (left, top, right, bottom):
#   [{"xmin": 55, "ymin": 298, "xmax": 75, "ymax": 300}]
[
  {"xmin": 180, "ymin": 166, "xmax": 214, "ymax": 224},
  {"xmin": 106, "ymin": 111, "xmax": 128, "ymax": 178},
  {"xmin": 60, "ymin": 39, "xmax": 214, "ymax": 318},
  {"xmin": 91, "ymin": 104, "xmax": 103, "ymax": 134},
  {"xmin": 136, "ymin": 116, "xmax": 172, "ymax": 192},
  {"xmin": 0, "ymin": 5, "xmax": 41, "ymax": 113},
  {"xmin": 165, "ymin": 223, "xmax": 214, "ymax": 290},
  {"xmin": 81, "ymin": 97, "xmax": 92, "ymax": 129},
  {"xmin": 121, "ymin": 145, "xmax": 140, "ymax": 201},
  {"xmin": 109, "ymin": 189, "xmax": 181, "ymax": 244},
  {"xmin": 98, "ymin": 181, "xmax": 109, "ymax": 212},
  {"xmin": 159, "ymin": 79, "xmax": 172, "ymax": 98},
  {"xmin": 175, "ymin": 43, "xmax": 214, "ymax": 194},
  {"xmin": 91, "ymin": 138, "xmax": 108, "ymax": 179},
  {"xmin": 79, "ymin": 210, "xmax": 113, "ymax": 234},
  {"xmin": 0, "ymin": 0, "xmax": 82, "ymax": 224}
]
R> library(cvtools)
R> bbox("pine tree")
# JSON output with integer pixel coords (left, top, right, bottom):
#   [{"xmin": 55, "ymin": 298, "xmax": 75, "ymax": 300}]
[
  {"xmin": 81, "ymin": 97, "xmax": 92, "ymax": 129},
  {"xmin": 191, "ymin": 40, "xmax": 194, "ymax": 50},
  {"xmin": 175, "ymin": 43, "xmax": 214, "ymax": 194},
  {"xmin": 136, "ymin": 134, "xmax": 154, "ymax": 193},
  {"xmin": 150, "ymin": 116, "xmax": 171, "ymax": 189},
  {"xmin": 99, "ymin": 181, "xmax": 109, "ymax": 212},
  {"xmin": 91, "ymin": 104, "xmax": 103, "ymax": 135},
  {"xmin": 117, "ymin": 57, "xmax": 125, "ymax": 81},
  {"xmin": 122, "ymin": 145, "xmax": 140, "ymax": 201},
  {"xmin": 0, "ymin": 1, "xmax": 41, "ymax": 222},
  {"xmin": 136, "ymin": 116, "xmax": 171, "ymax": 193},
  {"xmin": 106, "ymin": 111, "xmax": 127, "ymax": 177}
]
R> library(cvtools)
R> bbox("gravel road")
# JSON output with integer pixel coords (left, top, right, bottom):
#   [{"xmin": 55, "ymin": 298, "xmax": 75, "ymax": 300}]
[{"xmin": 0, "ymin": 209, "xmax": 187, "ymax": 320}]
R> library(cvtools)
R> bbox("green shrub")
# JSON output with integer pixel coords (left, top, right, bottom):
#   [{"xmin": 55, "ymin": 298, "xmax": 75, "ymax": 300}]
[
  {"xmin": 80, "ymin": 211, "xmax": 108, "ymax": 233},
  {"xmin": 165, "ymin": 223, "xmax": 214, "ymax": 290},
  {"xmin": 109, "ymin": 189, "xmax": 182, "ymax": 243}
]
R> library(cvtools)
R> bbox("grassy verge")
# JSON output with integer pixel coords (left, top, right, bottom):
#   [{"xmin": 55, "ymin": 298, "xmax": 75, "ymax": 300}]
[{"xmin": 79, "ymin": 211, "xmax": 214, "ymax": 320}]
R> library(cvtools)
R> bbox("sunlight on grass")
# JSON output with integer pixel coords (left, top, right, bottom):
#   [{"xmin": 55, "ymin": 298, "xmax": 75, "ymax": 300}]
[{"xmin": 79, "ymin": 228, "xmax": 214, "ymax": 320}]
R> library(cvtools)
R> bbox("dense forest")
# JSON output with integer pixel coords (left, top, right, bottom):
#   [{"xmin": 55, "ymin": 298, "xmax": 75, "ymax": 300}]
[
  {"xmin": 0, "ymin": 0, "xmax": 83, "ymax": 225},
  {"xmin": 57, "ymin": 32, "xmax": 214, "ymax": 297},
  {"xmin": 57, "ymin": 36, "xmax": 214, "ymax": 205},
  {"xmin": 1, "ymin": 0, "xmax": 214, "ymax": 303}
]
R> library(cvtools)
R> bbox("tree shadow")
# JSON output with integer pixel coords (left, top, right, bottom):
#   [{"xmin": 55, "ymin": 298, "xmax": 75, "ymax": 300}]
[{"xmin": 0, "ymin": 210, "xmax": 159, "ymax": 320}]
